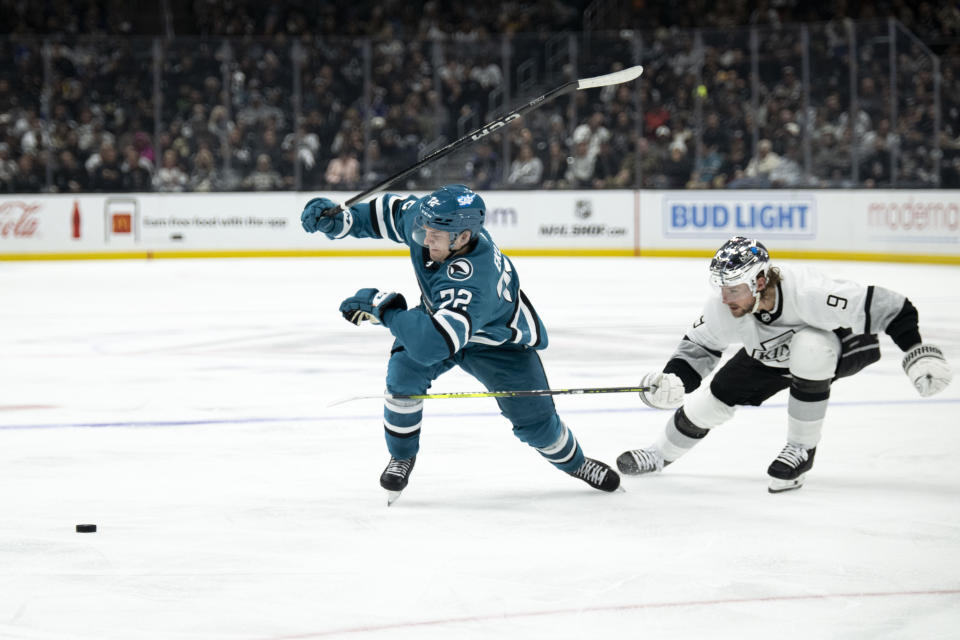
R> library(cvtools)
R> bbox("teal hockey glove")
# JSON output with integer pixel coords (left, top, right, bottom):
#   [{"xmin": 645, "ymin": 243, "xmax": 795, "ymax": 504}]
[
  {"xmin": 339, "ymin": 288, "xmax": 407, "ymax": 326},
  {"xmin": 301, "ymin": 197, "xmax": 345, "ymax": 236}
]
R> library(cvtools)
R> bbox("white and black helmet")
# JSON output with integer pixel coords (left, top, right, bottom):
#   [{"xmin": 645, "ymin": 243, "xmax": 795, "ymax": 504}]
[{"xmin": 709, "ymin": 236, "xmax": 770, "ymax": 296}]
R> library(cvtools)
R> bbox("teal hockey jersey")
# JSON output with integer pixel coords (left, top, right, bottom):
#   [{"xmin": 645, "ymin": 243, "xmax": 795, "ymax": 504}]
[{"xmin": 333, "ymin": 192, "xmax": 548, "ymax": 365}]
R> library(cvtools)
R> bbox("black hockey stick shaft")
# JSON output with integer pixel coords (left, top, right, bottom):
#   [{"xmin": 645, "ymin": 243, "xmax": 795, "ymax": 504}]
[
  {"xmin": 320, "ymin": 65, "xmax": 644, "ymax": 217},
  {"xmin": 329, "ymin": 385, "xmax": 651, "ymax": 406}
]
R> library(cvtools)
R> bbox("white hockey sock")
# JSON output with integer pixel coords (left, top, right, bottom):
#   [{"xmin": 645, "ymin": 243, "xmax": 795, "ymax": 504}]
[
  {"xmin": 786, "ymin": 398, "xmax": 826, "ymax": 449},
  {"xmin": 786, "ymin": 376, "xmax": 831, "ymax": 449}
]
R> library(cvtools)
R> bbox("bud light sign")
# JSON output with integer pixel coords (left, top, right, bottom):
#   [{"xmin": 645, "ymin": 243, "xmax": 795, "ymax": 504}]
[{"xmin": 663, "ymin": 193, "xmax": 816, "ymax": 238}]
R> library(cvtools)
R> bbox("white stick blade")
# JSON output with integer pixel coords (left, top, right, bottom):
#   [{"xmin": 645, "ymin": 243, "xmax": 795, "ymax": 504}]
[{"xmin": 577, "ymin": 65, "xmax": 644, "ymax": 90}]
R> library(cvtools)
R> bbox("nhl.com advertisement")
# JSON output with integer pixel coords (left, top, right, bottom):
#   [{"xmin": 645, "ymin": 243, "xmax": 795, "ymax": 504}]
[{"xmin": 482, "ymin": 190, "xmax": 632, "ymax": 251}]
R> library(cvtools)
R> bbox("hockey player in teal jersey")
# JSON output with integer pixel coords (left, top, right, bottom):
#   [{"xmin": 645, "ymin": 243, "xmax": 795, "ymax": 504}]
[{"xmin": 301, "ymin": 184, "xmax": 620, "ymax": 503}]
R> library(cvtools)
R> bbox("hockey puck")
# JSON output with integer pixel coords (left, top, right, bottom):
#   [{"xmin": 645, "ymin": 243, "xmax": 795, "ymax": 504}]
[{"xmin": 75, "ymin": 524, "xmax": 97, "ymax": 533}]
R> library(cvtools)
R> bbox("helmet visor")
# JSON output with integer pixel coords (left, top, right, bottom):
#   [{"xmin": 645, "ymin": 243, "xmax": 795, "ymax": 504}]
[{"xmin": 412, "ymin": 216, "xmax": 457, "ymax": 249}]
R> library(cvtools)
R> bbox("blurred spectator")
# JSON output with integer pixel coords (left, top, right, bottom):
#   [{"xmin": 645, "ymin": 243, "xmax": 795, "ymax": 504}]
[
  {"xmin": 572, "ymin": 111, "xmax": 611, "ymax": 157},
  {"xmin": 237, "ymin": 92, "xmax": 283, "ymax": 130},
  {"xmin": 133, "ymin": 132, "xmax": 155, "ymax": 166},
  {"xmin": 189, "ymin": 148, "xmax": 224, "ymax": 192},
  {"xmin": 541, "ymin": 140, "xmax": 569, "ymax": 189},
  {"xmin": 254, "ymin": 127, "xmax": 284, "ymax": 170},
  {"xmin": 324, "ymin": 148, "xmax": 360, "ymax": 189},
  {"xmin": 90, "ymin": 144, "xmax": 125, "ymax": 192},
  {"xmin": 11, "ymin": 154, "xmax": 43, "ymax": 193},
  {"xmin": 744, "ymin": 138, "xmax": 781, "ymax": 182},
  {"xmin": 769, "ymin": 141, "xmax": 804, "ymax": 187},
  {"xmin": 1, "ymin": 4, "xmax": 957, "ymax": 192},
  {"xmin": 660, "ymin": 141, "xmax": 694, "ymax": 188},
  {"xmin": 154, "ymin": 149, "xmax": 189, "ymax": 192},
  {"xmin": 718, "ymin": 136, "xmax": 750, "ymax": 185},
  {"xmin": 701, "ymin": 112, "xmax": 730, "ymax": 152},
  {"xmin": 208, "ymin": 105, "xmax": 234, "ymax": 143},
  {"xmin": 506, "ymin": 144, "xmax": 543, "ymax": 188},
  {"xmin": 564, "ymin": 134, "xmax": 597, "ymax": 188},
  {"xmin": 813, "ymin": 130, "xmax": 850, "ymax": 184},
  {"xmin": 0, "ymin": 143, "xmax": 17, "ymax": 192},
  {"xmin": 466, "ymin": 142, "xmax": 501, "ymax": 189},
  {"xmin": 52, "ymin": 150, "xmax": 88, "ymax": 193},
  {"xmin": 121, "ymin": 145, "xmax": 153, "ymax": 192},
  {"xmin": 362, "ymin": 139, "xmax": 389, "ymax": 186},
  {"xmin": 16, "ymin": 108, "xmax": 49, "ymax": 156},
  {"xmin": 242, "ymin": 153, "xmax": 284, "ymax": 191},
  {"xmin": 226, "ymin": 126, "xmax": 254, "ymax": 176},
  {"xmin": 591, "ymin": 140, "xmax": 620, "ymax": 188},
  {"xmin": 860, "ymin": 136, "xmax": 892, "ymax": 186},
  {"xmin": 607, "ymin": 149, "xmax": 637, "ymax": 188},
  {"xmin": 644, "ymin": 91, "xmax": 671, "ymax": 137},
  {"xmin": 694, "ymin": 142, "xmax": 726, "ymax": 186}
]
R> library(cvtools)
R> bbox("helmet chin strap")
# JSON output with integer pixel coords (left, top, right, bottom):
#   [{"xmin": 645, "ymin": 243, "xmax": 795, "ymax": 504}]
[
  {"xmin": 749, "ymin": 271, "xmax": 768, "ymax": 313},
  {"xmin": 750, "ymin": 271, "xmax": 767, "ymax": 313},
  {"xmin": 447, "ymin": 230, "xmax": 473, "ymax": 253}
]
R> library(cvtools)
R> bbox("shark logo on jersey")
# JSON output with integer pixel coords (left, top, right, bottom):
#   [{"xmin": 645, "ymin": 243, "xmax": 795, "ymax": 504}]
[
  {"xmin": 447, "ymin": 258, "xmax": 474, "ymax": 281},
  {"xmin": 751, "ymin": 330, "xmax": 795, "ymax": 363},
  {"xmin": 457, "ymin": 194, "xmax": 477, "ymax": 206}
]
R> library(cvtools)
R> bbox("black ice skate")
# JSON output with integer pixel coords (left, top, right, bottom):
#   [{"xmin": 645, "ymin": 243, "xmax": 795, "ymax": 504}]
[
  {"xmin": 570, "ymin": 458, "xmax": 621, "ymax": 492},
  {"xmin": 380, "ymin": 456, "xmax": 416, "ymax": 506},
  {"xmin": 767, "ymin": 444, "xmax": 816, "ymax": 493},
  {"xmin": 616, "ymin": 448, "xmax": 666, "ymax": 475}
]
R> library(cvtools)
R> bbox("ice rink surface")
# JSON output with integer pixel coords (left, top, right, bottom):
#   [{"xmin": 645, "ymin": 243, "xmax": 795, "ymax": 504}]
[{"xmin": 1, "ymin": 254, "xmax": 958, "ymax": 639}]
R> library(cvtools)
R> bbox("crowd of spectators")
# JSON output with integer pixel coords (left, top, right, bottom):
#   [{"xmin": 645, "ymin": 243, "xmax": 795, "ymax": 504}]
[{"xmin": 1, "ymin": 0, "xmax": 959, "ymax": 194}]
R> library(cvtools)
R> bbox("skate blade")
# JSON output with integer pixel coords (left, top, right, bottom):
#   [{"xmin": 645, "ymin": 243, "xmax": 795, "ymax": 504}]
[
  {"xmin": 386, "ymin": 490, "xmax": 403, "ymax": 506},
  {"xmin": 768, "ymin": 474, "xmax": 806, "ymax": 493}
]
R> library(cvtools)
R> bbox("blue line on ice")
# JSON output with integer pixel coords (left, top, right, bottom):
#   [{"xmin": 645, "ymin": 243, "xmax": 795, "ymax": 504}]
[{"xmin": 1, "ymin": 397, "xmax": 957, "ymax": 430}]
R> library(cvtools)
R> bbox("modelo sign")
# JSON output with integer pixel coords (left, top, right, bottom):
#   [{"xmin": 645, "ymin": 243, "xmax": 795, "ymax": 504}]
[{"xmin": 663, "ymin": 192, "xmax": 816, "ymax": 238}]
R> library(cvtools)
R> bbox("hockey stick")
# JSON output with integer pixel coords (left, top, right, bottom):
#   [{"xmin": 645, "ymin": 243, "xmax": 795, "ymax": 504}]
[
  {"xmin": 319, "ymin": 64, "xmax": 644, "ymax": 217},
  {"xmin": 328, "ymin": 385, "xmax": 651, "ymax": 407}
]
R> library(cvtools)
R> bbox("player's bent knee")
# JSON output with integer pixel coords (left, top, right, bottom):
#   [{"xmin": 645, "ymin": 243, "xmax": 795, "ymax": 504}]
[
  {"xmin": 683, "ymin": 389, "xmax": 736, "ymax": 431},
  {"xmin": 789, "ymin": 328, "xmax": 840, "ymax": 381},
  {"xmin": 512, "ymin": 414, "xmax": 562, "ymax": 448},
  {"xmin": 673, "ymin": 407, "xmax": 710, "ymax": 438}
]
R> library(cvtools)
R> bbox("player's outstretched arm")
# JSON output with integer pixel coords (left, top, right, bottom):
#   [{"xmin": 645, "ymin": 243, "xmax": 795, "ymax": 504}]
[{"xmin": 302, "ymin": 194, "xmax": 412, "ymax": 243}]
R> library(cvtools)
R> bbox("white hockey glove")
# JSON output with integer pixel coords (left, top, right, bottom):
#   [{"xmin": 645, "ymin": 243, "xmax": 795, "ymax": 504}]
[
  {"xmin": 902, "ymin": 344, "xmax": 952, "ymax": 397},
  {"xmin": 638, "ymin": 371, "xmax": 685, "ymax": 409}
]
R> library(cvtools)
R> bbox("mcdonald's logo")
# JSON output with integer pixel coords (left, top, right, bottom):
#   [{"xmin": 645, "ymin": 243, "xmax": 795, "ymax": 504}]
[
  {"xmin": 103, "ymin": 197, "xmax": 140, "ymax": 243},
  {"xmin": 112, "ymin": 213, "xmax": 132, "ymax": 233}
]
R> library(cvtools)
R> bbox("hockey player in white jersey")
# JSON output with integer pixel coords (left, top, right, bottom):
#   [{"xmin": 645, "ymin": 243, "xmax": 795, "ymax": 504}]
[
  {"xmin": 618, "ymin": 236, "xmax": 953, "ymax": 493},
  {"xmin": 301, "ymin": 184, "xmax": 620, "ymax": 504}
]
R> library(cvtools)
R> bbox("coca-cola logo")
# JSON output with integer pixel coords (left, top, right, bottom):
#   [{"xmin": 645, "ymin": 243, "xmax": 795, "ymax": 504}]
[{"xmin": 0, "ymin": 201, "xmax": 41, "ymax": 238}]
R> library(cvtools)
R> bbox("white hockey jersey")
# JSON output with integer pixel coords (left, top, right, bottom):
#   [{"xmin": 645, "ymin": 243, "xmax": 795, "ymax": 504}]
[{"xmin": 666, "ymin": 264, "xmax": 920, "ymax": 387}]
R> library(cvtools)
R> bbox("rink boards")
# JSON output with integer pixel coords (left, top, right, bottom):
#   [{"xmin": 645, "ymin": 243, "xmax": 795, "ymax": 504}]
[{"xmin": 1, "ymin": 189, "xmax": 958, "ymax": 263}]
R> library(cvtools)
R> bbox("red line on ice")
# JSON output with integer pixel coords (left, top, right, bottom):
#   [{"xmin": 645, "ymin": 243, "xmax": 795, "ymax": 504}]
[{"xmin": 262, "ymin": 588, "xmax": 960, "ymax": 639}]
